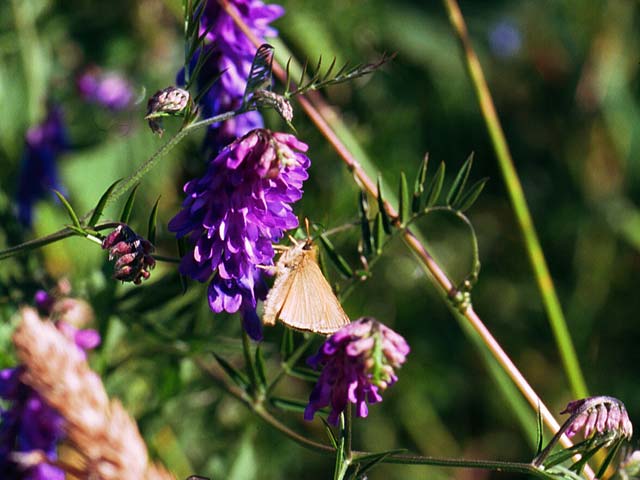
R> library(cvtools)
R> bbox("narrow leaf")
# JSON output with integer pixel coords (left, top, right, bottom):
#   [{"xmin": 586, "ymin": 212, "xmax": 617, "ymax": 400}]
[
  {"xmin": 53, "ymin": 190, "xmax": 82, "ymax": 230},
  {"xmin": 398, "ymin": 171, "xmax": 410, "ymax": 225},
  {"xmin": 455, "ymin": 177, "xmax": 489, "ymax": 212},
  {"xmin": 148, "ymin": 196, "xmax": 161, "ymax": 244},
  {"xmin": 212, "ymin": 353, "xmax": 249, "ymax": 389},
  {"xmin": 359, "ymin": 191, "xmax": 372, "ymax": 256},
  {"xmin": 254, "ymin": 344, "xmax": 267, "ymax": 388},
  {"xmin": 270, "ymin": 397, "xmax": 308, "ymax": 414},
  {"xmin": 446, "ymin": 152, "xmax": 474, "ymax": 206},
  {"xmin": 425, "ymin": 161, "xmax": 445, "ymax": 207},
  {"xmin": 280, "ymin": 328, "xmax": 294, "ymax": 360},
  {"xmin": 289, "ymin": 366, "xmax": 321, "ymax": 382},
  {"xmin": 321, "ymin": 417, "xmax": 339, "ymax": 449},
  {"xmin": 319, "ymin": 233, "xmax": 353, "ymax": 278},
  {"xmin": 412, "ymin": 153, "xmax": 429, "ymax": 213},
  {"xmin": 376, "ymin": 175, "xmax": 392, "ymax": 234},
  {"xmin": 595, "ymin": 438, "xmax": 622, "ymax": 479},
  {"xmin": 535, "ymin": 404, "xmax": 544, "ymax": 457},
  {"xmin": 373, "ymin": 212, "xmax": 384, "ymax": 255},
  {"xmin": 355, "ymin": 450, "xmax": 406, "ymax": 478},
  {"xmin": 89, "ymin": 179, "xmax": 122, "ymax": 227},
  {"xmin": 120, "ymin": 183, "xmax": 140, "ymax": 224}
]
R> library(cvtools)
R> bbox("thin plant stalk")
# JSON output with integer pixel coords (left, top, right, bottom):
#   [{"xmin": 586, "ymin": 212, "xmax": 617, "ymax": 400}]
[
  {"xmin": 442, "ymin": 0, "xmax": 588, "ymax": 400},
  {"xmin": 219, "ymin": 3, "xmax": 593, "ymax": 477}
]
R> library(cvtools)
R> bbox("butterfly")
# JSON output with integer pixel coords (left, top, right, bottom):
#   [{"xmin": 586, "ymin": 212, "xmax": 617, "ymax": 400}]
[{"xmin": 262, "ymin": 238, "xmax": 350, "ymax": 335}]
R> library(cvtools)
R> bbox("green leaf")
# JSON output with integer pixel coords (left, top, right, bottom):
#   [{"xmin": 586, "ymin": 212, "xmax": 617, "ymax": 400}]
[
  {"xmin": 425, "ymin": 161, "xmax": 445, "ymax": 207},
  {"xmin": 446, "ymin": 152, "xmax": 474, "ymax": 206},
  {"xmin": 212, "ymin": 353, "xmax": 249, "ymax": 390},
  {"xmin": 398, "ymin": 171, "xmax": 410, "ymax": 225},
  {"xmin": 376, "ymin": 175, "xmax": 392, "ymax": 234},
  {"xmin": 318, "ymin": 233, "xmax": 353, "ymax": 278},
  {"xmin": 120, "ymin": 183, "xmax": 140, "ymax": 224},
  {"xmin": 595, "ymin": 438, "xmax": 623, "ymax": 479},
  {"xmin": 53, "ymin": 190, "xmax": 82, "ymax": 230},
  {"xmin": 359, "ymin": 191, "xmax": 372, "ymax": 256},
  {"xmin": 454, "ymin": 177, "xmax": 489, "ymax": 212},
  {"xmin": 254, "ymin": 344, "xmax": 267, "ymax": 388},
  {"xmin": 535, "ymin": 404, "xmax": 544, "ymax": 457},
  {"xmin": 148, "ymin": 196, "xmax": 161, "ymax": 244},
  {"xmin": 89, "ymin": 179, "xmax": 122, "ymax": 227},
  {"xmin": 270, "ymin": 397, "xmax": 308, "ymax": 414},
  {"xmin": 321, "ymin": 417, "xmax": 339, "ymax": 449},
  {"xmin": 412, "ymin": 153, "xmax": 429, "ymax": 213},
  {"xmin": 354, "ymin": 450, "xmax": 406, "ymax": 478},
  {"xmin": 373, "ymin": 212, "xmax": 385, "ymax": 255},
  {"xmin": 289, "ymin": 366, "xmax": 321, "ymax": 382},
  {"xmin": 280, "ymin": 328, "xmax": 294, "ymax": 360}
]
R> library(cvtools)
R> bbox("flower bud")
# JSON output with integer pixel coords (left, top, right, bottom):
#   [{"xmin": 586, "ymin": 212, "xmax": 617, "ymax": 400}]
[
  {"xmin": 101, "ymin": 224, "xmax": 155, "ymax": 285},
  {"xmin": 146, "ymin": 86, "xmax": 190, "ymax": 135}
]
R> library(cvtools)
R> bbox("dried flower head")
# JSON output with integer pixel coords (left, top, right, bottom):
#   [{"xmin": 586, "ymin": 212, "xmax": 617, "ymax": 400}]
[
  {"xmin": 101, "ymin": 224, "xmax": 156, "ymax": 285},
  {"xmin": 304, "ymin": 317, "xmax": 410, "ymax": 425},
  {"xmin": 561, "ymin": 396, "xmax": 633, "ymax": 441},
  {"xmin": 146, "ymin": 86, "xmax": 191, "ymax": 136},
  {"xmin": 169, "ymin": 128, "xmax": 309, "ymax": 339},
  {"xmin": 12, "ymin": 308, "xmax": 175, "ymax": 480},
  {"xmin": 0, "ymin": 307, "xmax": 100, "ymax": 479}
]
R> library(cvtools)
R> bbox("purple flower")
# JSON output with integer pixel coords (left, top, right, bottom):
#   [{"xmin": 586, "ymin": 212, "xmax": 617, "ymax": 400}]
[
  {"xmin": 16, "ymin": 105, "xmax": 68, "ymax": 228},
  {"xmin": 304, "ymin": 318, "xmax": 410, "ymax": 425},
  {"xmin": 0, "ymin": 324, "xmax": 100, "ymax": 479},
  {"xmin": 182, "ymin": 0, "xmax": 284, "ymax": 152},
  {"xmin": 168, "ymin": 128, "xmax": 309, "ymax": 339},
  {"xmin": 77, "ymin": 67, "xmax": 134, "ymax": 110},
  {"xmin": 101, "ymin": 224, "xmax": 156, "ymax": 285}
]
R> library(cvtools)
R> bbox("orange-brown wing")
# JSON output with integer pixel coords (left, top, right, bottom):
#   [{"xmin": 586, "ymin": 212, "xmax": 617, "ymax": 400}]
[
  {"xmin": 262, "ymin": 259, "xmax": 296, "ymax": 326},
  {"xmin": 277, "ymin": 253, "xmax": 350, "ymax": 334}
]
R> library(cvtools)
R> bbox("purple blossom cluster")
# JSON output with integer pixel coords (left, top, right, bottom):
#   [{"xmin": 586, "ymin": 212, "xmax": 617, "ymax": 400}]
[
  {"xmin": 16, "ymin": 105, "xmax": 68, "ymax": 228},
  {"xmin": 169, "ymin": 128, "xmax": 309, "ymax": 339},
  {"xmin": 304, "ymin": 318, "xmax": 410, "ymax": 425},
  {"xmin": 76, "ymin": 67, "xmax": 134, "ymax": 111},
  {"xmin": 183, "ymin": 0, "xmax": 284, "ymax": 152},
  {"xmin": 0, "ymin": 293, "xmax": 99, "ymax": 479}
]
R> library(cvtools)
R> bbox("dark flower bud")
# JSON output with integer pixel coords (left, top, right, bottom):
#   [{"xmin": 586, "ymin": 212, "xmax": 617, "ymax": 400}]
[
  {"xmin": 101, "ymin": 224, "xmax": 155, "ymax": 285},
  {"xmin": 146, "ymin": 86, "xmax": 191, "ymax": 136}
]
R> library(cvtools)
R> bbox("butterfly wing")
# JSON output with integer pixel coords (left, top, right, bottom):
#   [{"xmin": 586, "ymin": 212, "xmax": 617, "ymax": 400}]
[{"xmin": 277, "ymin": 251, "xmax": 350, "ymax": 334}]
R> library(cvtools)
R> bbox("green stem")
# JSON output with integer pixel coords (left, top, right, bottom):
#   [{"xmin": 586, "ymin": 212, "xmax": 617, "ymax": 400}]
[
  {"xmin": 101, "ymin": 110, "xmax": 237, "ymax": 215},
  {"xmin": 266, "ymin": 335, "xmax": 315, "ymax": 395},
  {"xmin": 0, "ymin": 111, "xmax": 237, "ymax": 262},
  {"xmin": 442, "ymin": 0, "xmax": 588, "ymax": 399},
  {"xmin": 198, "ymin": 356, "xmax": 552, "ymax": 477}
]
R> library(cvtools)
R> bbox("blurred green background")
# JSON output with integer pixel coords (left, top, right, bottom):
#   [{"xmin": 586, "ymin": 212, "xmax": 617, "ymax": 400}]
[{"xmin": 2, "ymin": 0, "xmax": 640, "ymax": 479}]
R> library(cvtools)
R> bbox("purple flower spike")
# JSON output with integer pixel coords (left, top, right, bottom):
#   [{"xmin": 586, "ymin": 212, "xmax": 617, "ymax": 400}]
[
  {"xmin": 304, "ymin": 317, "xmax": 410, "ymax": 425},
  {"xmin": 181, "ymin": 0, "xmax": 284, "ymax": 152},
  {"xmin": 169, "ymin": 129, "xmax": 309, "ymax": 339},
  {"xmin": 16, "ymin": 105, "xmax": 68, "ymax": 228},
  {"xmin": 0, "ymin": 324, "xmax": 100, "ymax": 479},
  {"xmin": 77, "ymin": 67, "xmax": 134, "ymax": 110}
]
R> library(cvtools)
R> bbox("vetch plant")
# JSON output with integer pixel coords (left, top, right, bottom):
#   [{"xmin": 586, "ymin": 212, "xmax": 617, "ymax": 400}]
[{"xmin": 0, "ymin": 1, "xmax": 637, "ymax": 479}]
